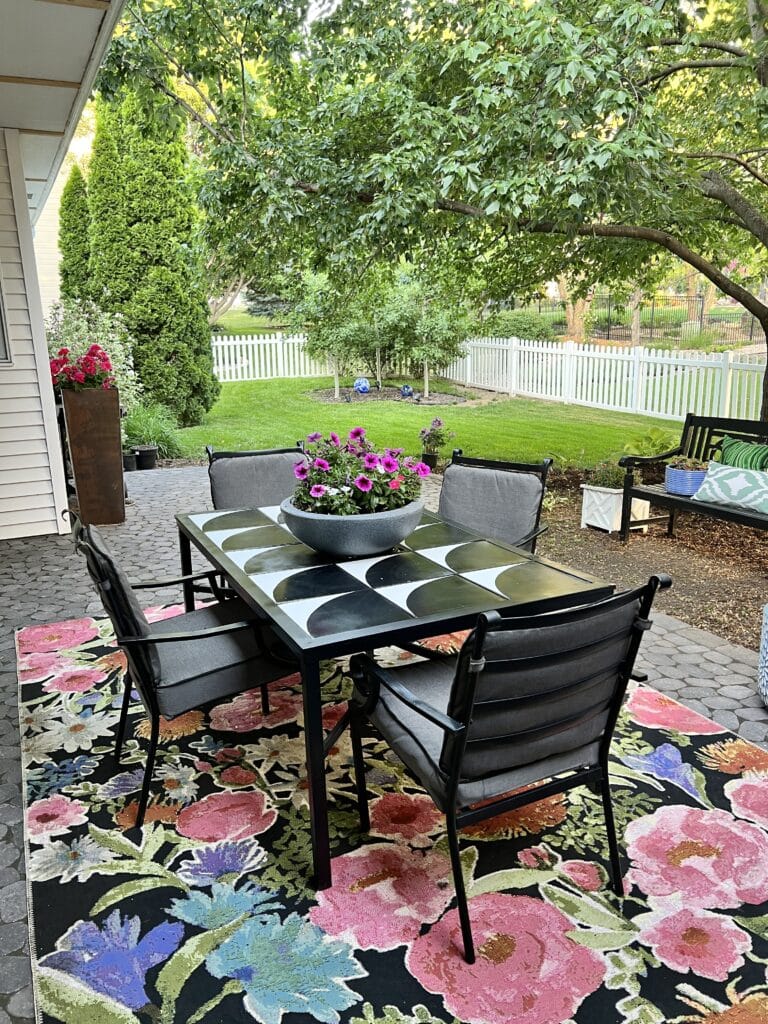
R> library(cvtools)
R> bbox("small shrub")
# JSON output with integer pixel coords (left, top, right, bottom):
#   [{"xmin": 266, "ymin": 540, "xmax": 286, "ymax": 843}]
[
  {"xmin": 483, "ymin": 310, "xmax": 555, "ymax": 341},
  {"xmin": 122, "ymin": 402, "xmax": 183, "ymax": 458},
  {"xmin": 623, "ymin": 427, "xmax": 679, "ymax": 457},
  {"xmin": 585, "ymin": 461, "xmax": 626, "ymax": 489},
  {"xmin": 668, "ymin": 456, "xmax": 707, "ymax": 471},
  {"xmin": 678, "ymin": 330, "xmax": 719, "ymax": 350}
]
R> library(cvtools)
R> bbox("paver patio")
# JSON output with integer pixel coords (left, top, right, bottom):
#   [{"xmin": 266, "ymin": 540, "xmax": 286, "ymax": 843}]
[{"xmin": 0, "ymin": 466, "xmax": 764, "ymax": 1024}]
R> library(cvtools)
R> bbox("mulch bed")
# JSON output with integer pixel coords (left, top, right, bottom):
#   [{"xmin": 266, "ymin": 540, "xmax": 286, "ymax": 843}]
[
  {"xmin": 311, "ymin": 386, "xmax": 470, "ymax": 405},
  {"xmin": 541, "ymin": 472, "xmax": 768, "ymax": 651}
]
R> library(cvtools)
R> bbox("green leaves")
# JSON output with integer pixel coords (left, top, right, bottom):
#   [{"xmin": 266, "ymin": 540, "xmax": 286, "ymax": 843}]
[{"xmin": 36, "ymin": 968, "xmax": 142, "ymax": 1024}]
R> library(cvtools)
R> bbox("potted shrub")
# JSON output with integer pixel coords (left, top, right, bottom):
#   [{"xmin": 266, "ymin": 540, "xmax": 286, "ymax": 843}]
[
  {"xmin": 418, "ymin": 417, "xmax": 454, "ymax": 470},
  {"xmin": 665, "ymin": 457, "xmax": 708, "ymax": 496},
  {"xmin": 280, "ymin": 427, "xmax": 431, "ymax": 558},
  {"xmin": 122, "ymin": 403, "xmax": 183, "ymax": 470},
  {"xmin": 580, "ymin": 461, "xmax": 650, "ymax": 534}
]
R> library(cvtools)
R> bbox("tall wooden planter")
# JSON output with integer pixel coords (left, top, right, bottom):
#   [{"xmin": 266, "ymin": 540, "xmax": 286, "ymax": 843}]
[{"xmin": 62, "ymin": 388, "xmax": 125, "ymax": 525}]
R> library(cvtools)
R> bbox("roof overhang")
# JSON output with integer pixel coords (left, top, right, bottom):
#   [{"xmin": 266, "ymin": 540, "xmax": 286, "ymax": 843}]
[{"xmin": 0, "ymin": 0, "xmax": 126, "ymax": 224}]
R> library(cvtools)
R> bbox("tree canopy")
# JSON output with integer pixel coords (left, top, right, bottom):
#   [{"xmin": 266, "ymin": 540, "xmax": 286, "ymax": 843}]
[{"xmin": 104, "ymin": 0, "xmax": 768, "ymax": 412}]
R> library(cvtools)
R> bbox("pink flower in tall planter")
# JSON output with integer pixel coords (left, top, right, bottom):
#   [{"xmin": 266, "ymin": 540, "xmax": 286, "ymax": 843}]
[
  {"xmin": 625, "ymin": 688, "xmax": 725, "ymax": 735},
  {"xmin": 625, "ymin": 805, "xmax": 768, "ymax": 908},
  {"xmin": 27, "ymin": 795, "xmax": 89, "ymax": 840},
  {"xmin": 369, "ymin": 793, "xmax": 443, "ymax": 843},
  {"xmin": 43, "ymin": 665, "xmax": 108, "ymax": 694},
  {"xmin": 176, "ymin": 791, "xmax": 277, "ymax": 842},
  {"xmin": 406, "ymin": 893, "xmax": 605, "ymax": 1024},
  {"xmin": 17, "ymin": 618, "xmax": 99, "ymax": 655},
  {"xmin": 309, "ymin": 843, "xmax": 453, "ymax": 950},
  {"xmin": 636, "ymin": 907, "xmax": 751, "ymax": 981},
  {"xmin": 724, "ymin": 774, "xmax": 768, "ymax": 828}
]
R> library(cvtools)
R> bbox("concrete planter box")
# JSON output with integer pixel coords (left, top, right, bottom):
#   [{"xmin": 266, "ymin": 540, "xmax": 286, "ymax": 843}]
[{"xmin": 580, "ymin": 485, "xmax": 649, "ymax": 534}]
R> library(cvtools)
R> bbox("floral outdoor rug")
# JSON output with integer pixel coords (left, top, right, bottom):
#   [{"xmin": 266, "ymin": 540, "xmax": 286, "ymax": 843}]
[{"xmin": 16, "ymin": 611, "xmax": 768, "ymax": 1024}]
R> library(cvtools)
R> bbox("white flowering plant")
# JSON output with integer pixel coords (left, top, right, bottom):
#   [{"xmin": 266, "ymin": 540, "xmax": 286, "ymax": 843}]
[{"xmin": 292, "ymin": 427, "xmax": 431, "ymax": 515}]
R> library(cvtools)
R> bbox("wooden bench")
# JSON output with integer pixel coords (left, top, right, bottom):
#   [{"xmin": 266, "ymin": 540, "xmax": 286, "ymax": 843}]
[{"xmin": 618, "ymin": 414, "xmax": 768, "ymax": 543}]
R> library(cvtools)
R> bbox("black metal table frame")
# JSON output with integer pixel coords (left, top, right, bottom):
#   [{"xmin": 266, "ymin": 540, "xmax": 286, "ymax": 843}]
[{"xmin": 176, "ymin": 510, "xmax": 613, "ymax": 890}]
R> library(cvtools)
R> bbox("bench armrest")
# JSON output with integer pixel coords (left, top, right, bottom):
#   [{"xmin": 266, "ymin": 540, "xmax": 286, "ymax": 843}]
[{"xmin": 619, "ymin": 446, "xmax": 682, "ymax": 469}]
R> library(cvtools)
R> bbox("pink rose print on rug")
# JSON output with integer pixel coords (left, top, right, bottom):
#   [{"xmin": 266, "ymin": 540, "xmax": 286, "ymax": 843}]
[
  {"xmin": 27, "ymin": 795, "xmax": 89, "ymax": 841},
  {"xmin": 310, "ymin": 843, "xmax": 453, "ymax": 950},
  {"xmin": 406, "ymin": 893, "xmax": 605, "ymax": 1024},
  {"xmin": 18, "ymin": 651, "xmax": 67, "ymax": 685},
  {"xmin": 209, "ymin": 682, "xmax": 302, "ymax": 732},
  {"xmin": 725, "ymin": 775, "xmax": 768, "ymax": 828},
  {"xmin": 176, "ymin": 791, "xmax": 277, "ymax": 842},
  {"xmin": 635, "ymin": 907, "xmax": 751, "ymax": 981},
  {"xmin": 43, "ymin": 665, "xmax": 109, "ymax": 695},
  {"xmin": 560, "ymin": 859, "xmax": 605, "ymax": 892},
  {"xmin": 626, "ymin": 805, "xmax": 768, "ymax": 908},
  {"xmin": 626, "ymin": 688, "xmax": 726, "ymax": 735},
  {"xmin": 369, "ymin": 793, "xmax": 443, "ymax": 844},
  {"xmin": 17, "ymin": 618, "xmax": 99, "ymax": 656}
]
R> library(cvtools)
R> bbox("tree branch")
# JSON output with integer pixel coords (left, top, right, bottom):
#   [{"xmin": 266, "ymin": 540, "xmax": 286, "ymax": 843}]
[
  {"xmin": 683, "ymin": 151, "xmax": 768, "ymax": 188},
  {"xmin": 652, "ymin": 37, "xmax": 748, "ymax": 57},
  {"xmin": 699, "ymin": 171, "xmax": 768, "ymax": 248},
  {"xmin": 747, "ymin": 0, "xmax": 768, "ymax": 85},
  {"xmin": 640, "ymin": 57, "xmax": 748, "ymax": 87}
]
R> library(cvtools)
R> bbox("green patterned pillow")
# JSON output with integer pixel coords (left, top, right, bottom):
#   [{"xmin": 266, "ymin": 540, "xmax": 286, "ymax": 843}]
[
  {"xmin": 691, "ymin": 461, "xmax": 768, "ymax": 514},
  {"xmin": 719, "ymin": 434, "xmax": 768, "ymax": 470}
]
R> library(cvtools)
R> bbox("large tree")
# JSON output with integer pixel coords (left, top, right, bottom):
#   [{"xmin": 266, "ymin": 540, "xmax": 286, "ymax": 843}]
[
  {"xmin": 104, "ymin": 0, "xmax": 768, "ymax": 413},
  {"xmin": 58, "ymin": 163, "xmax": 90, "ymax": 300}
]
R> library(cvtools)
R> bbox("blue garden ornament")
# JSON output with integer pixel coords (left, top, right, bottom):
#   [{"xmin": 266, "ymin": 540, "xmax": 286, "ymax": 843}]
[
  {"xmin": 353, "ymin": 377, "xmax": 370, "ymax": 394},
  {"xmin": 400, "ymin": 384, "xmax": 414, "ymax": 398}
]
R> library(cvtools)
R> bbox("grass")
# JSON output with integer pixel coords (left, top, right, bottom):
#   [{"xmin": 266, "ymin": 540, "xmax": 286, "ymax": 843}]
[
  {"xmin": 212, "ymin": 310, "xmax": 289, "ymax": 335},
  {"xmin": 178, "ymin": 377, "xmax": 679, "ymax": 466}
]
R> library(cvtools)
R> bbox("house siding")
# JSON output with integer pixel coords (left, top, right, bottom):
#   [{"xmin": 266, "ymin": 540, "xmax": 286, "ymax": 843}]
[{"xmin": 0, "ymin": 130, "xmax": 69, "ymax": 539}]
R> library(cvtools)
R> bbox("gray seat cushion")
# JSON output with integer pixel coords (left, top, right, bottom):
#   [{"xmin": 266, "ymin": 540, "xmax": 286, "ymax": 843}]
[
  {"xmin": 438, "ymin": 463, "xmax": 544, "ymax": 547},
  {"xmin": 209, "ymin": 451, "xmax": 306, "ymax": 510}
]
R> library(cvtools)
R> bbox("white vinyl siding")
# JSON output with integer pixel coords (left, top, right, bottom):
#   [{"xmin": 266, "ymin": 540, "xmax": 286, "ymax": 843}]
[{"xmin": 0, "ymin": 130, "xmax": 68, "ymax": 539}]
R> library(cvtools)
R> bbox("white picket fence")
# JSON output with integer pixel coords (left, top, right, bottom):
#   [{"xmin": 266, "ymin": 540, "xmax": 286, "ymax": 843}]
[{"xmin": 211, "ymin": 333, "xmax": 766, "ymax": 421}]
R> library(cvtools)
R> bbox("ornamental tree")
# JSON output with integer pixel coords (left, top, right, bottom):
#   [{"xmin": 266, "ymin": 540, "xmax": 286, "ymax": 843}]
[
  {"xmin": 103, "ymin": 0, "xmax": 768, "ymax": 415},
  {"xmin": 58, "ymin": 164, "xmax": 90, "ymax": 300}
]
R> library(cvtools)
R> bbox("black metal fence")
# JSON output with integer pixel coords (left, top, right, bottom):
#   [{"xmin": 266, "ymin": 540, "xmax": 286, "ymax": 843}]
[{"xmin": 513, "ymin": 293, "xmax": 762, "ymax": 348}]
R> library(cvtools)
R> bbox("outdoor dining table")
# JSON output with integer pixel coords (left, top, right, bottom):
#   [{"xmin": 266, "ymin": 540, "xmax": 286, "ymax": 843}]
[{"xmin": 176, "ymin": 505, "xmax": 614, "ymax": 890}]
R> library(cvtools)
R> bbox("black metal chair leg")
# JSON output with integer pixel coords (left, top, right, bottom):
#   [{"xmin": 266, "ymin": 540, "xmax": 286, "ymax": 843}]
[
  {"xmin": 599, "ymin": 772, "xmax": 624, "ymax": 897},
  {"xmin": 114, "ymin": 675, "xmax": 133, "ymax": 762},
  {"xmin": 135, "ymin": 714, "xmax": 160, "ymax": 829},
  {"xmin": 446, "ymin": 812, "xmax": 475, "ymax": 963},
  {"xmin": 260, "ymin": 684, "xmax": 270, "ymax": 717},
  {"xmin": 349, "ymin": 714, "xmax": 370, "ymax": 831},
  {"xmin": 667, "ymin": 508, "xmax": 678, "ymax": 537}
]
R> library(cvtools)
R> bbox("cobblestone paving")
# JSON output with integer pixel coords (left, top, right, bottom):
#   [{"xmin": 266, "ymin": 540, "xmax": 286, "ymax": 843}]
[{"xmin": 0, "ymin": 466, "xmax": 765, "ymax": 1023}]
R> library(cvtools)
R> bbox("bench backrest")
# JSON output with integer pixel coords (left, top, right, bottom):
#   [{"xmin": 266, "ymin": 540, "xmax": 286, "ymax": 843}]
[{"xmin": 680, "ymin": 415, "xmax": 768, "ymax": 462}]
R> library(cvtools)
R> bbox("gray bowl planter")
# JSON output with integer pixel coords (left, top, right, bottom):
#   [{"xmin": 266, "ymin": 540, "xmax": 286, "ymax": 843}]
[{"xmin": 280, "ymin": 498, "xmax": 424, "ymax": 559}]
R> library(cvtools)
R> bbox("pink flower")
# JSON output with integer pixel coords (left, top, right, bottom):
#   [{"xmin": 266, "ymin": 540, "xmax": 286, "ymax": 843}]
[
  {"xmin": 518, "ymin": 845, "xmax": 552, "ymax": 868},
  {"xmin": 309, "ymin": 484, "xmax": 327, "ymax": 498},
  {"xmin": 58, "ymin": 347, "xmax": 69, "ymax": 356},
  {"xmin": 388, "ymin": 476, "xmax": 403, "ymax": 490},
  {"xmin": 625, "ymin": 805, "xmax": 768, "ymax": 908},
  {"xmin": 329, "ymin": 432, "xmax": 341, "ymax": 446},
  {"xmin": 725, "ymin": 774, "xmax": 768, "ymax": 827},
  {"xmin": 381, "ymin": 455, "xmax": 399, "ymax": 473},
  {"xmin": 220, "ymin": 766, "xmax": 258, "ymax": 787},
  {"xmin": 363, "ymin": 453, "xmax": 380, "ymax": 471},
  {"xmin": 313, "ymin": 458, "xmax": 331, "ymax": 472},
  {"xmin": 17, "ymin": 617, "xmax": 99, "ymax": 655},
  {"xmin": 294, "ymin": 463, "xmax": 309, "ymax": 480},
  {"xmin": 412, "ymin": 462, "xmax": 431, "ymax": 478},
  {"xmin": 27, "ymin": 795, "xmax": 88, "ymax": 839},
  {"xmin": 307, "ymin": 432, "xmax": 323, "ymax": 442},
  {"xmin": 636, "ymin": 907, "xmax": 751, "ymax": 981},
  {"xmin": 560, "ymin": 860, "xmax": 604, "ymax": 891},
  {"xmin": 369, "ymin": 793, "xmax": 443, "ymax": 842},
  {"xmin": 43, "ymin": 665, "xmax": 108, "ymax": 694},
  {"xmin": 353, "ymin": 474, "xmax": 373, "ymax": 492},
  {"xmin": 176, "ymin": 790, "xmax": 277, "ymax": 841},
  {"xmin": 18, "ymin": 651, "xmax": 67, "ymax": 685},
  {"xmin": 309, "ymin": 844, "xmax": 454, "ymax": 950},
  {"xmin": 406, "ymin": 893, "xmax": 605, "ymax": 1024},
  {"xmin": 625, "ymin": 687, "xmax": 726, "ymax": 735},
  {"xmin": 349, "ymin": 426, "xmax": 366, "ymax": 441},
  {"xmin": 209, "ymin": 681, "xmax": 302, "ymax": 732}
]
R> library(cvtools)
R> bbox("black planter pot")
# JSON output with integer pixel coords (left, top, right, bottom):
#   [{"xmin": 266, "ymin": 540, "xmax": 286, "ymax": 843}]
[
  {"xmin": 122, "ymin": 451, "xmax": 138, "ymax": 472},
  {"xmin": 421, "ymin": 452, "xmax": 438, "ymax": 471},
  {"xmin": 134, "ymin": 445, "xmax": 159, "ymax": 470}
]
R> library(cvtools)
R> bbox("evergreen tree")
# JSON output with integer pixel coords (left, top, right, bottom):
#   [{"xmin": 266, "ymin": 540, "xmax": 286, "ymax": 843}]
[
  {"xmin": 58, "ymin": 164, "xmax": 90, "ymax": 299},
  {"xmin": 87, "ymin": 99, "xmax": 131, "ymax": 306}
]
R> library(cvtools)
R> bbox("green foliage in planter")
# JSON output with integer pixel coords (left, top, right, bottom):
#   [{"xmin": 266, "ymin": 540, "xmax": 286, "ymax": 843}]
[
  {"xmin": 122, "ymin": 402, "xmax": 183, "ymax": 458},
  {"xmin": 586, "ymin": 461, "xmax": 627, "ymax": 488},
  {"xmin": 484, "ymin": 310, "xmax": 555, "ymax": 341},
  {"xmin": 59, "ymin": 164, "xmax": 90, "ymax": 300}
]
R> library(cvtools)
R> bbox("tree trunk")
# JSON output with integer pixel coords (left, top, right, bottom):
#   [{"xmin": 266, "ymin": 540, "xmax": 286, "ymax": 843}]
[
  {"xmin": 702, "ymin": 280, "xmax": 718, "ymax": 315},
  {"xmin": 423, "ymin": 361, "xmax": 429, "ymax": 398},
  {"xmin": 629, "ymin": 290, "xmax": 643, "ymax": 346},
  {"xmin": 375, "ymin": 346, "xmax": 382, "ymax": 389},
  {"xmin": 761, "ymin": 322, "xmax": 768, "ymax": 420},
  {"xmin": 556, "ymin": 276, "xmax": 594, "ymax": 343},
  {"xmin": 333, "ymin": 358, "xmax": 340, "ymax": 400}
]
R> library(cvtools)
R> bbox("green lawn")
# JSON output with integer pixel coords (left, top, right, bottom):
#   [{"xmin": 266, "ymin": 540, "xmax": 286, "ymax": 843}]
[
  {"xmin": 178, "ymin": 377, "xmax": 679, "ymax": 466},
  {"xmin": 212, "ymin": 310, "xmax": 288, "ymax": 335}
]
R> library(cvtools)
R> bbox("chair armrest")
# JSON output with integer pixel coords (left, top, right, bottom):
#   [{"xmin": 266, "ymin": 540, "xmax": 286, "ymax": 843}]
[
  {"xmin": 515, "ymin": 523, "xmax": 548, "ymax": 551},
  {"xmin": 131, "ymin": 570, "xmax": 222, "ymax": 591},
  {"xmin": 618, "ymin": 446, "xmax": 682, "ymax": 468},
  {"xmin": 397, "ymin": 641, "xmax": 454, "ymax": 662},
  {"xmin": 351, "ymin": 654, "xmax": 464, "ymax": 734},
  {"xmin": 116, "ymin": 620, "xmax": 256, "ymax": 645}
]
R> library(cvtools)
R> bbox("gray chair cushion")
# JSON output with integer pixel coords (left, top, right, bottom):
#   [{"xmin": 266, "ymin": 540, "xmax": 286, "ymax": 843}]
[
  {"xmin": 209, "ymin": 451, "xmax": 306, "ymax": 510},
  {"xmin": 438, "ymin": 462, "xmax": 544, "ymax": 547}
]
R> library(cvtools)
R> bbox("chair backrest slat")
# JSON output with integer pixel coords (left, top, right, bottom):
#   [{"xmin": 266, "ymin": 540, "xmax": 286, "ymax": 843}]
[
  {"xmin": 207, "ymin": 444, "xmax": 306, "ymax": 510},
  {"xmin": 472, "ymin": 657, "xmax": 628, "ymax": 711}
]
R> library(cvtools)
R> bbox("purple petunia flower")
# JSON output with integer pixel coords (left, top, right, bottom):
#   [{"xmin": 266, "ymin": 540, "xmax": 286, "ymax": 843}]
[
  {"xmin": 354, "ymin": 474, "xmax": 373, "ymax": 492},
  {"xmin": 310, "ymin": 484, "xmax": 328, "ymax": 498},
  {"xmin": 413, "ymin": 462, "xmax": 432, "ymax": 477},
  {"xmin": 363, "ymin": 453, "xmax": 380, "ymax": 471},
  {"xmin": 349, "ymin": 426, "xmax": 366, "ymax": 442},
  {"xmin": 313, "ymin": 458, "xmax": 331, "ymax": 472},
  {"xmin": 381, "ymin": 455, "xmax": 399, "ymax": 473},
  {"xmin": 307, "ymin": 432, "xmax": 323, "ymax": 442},
  {"xmin": 386, "ymin": 448, "xmax": 404, "ymax": 458},
  {"xmin": 40, "ymin": 911, "xmax": 184, "ymax": 1010},
  {"xmin": 294, "ymin": 463, "xmax": 309, "ymax": 480},
  {"xmin": 329, "ymin": 432, "xmax": 341, "ymax": 446}
]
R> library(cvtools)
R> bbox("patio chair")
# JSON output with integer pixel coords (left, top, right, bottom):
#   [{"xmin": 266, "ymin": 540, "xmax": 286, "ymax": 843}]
[
  {"xmin": 206, "ymin": 443, "xmax": 306, "ymax": 510},
  {"xmin": 346, "ymin": 574, "xmax": 671, "ymax": 962},
  {"xmin": 439, "ymin": 449, "xmax": 553, "ymax": 553},
  {"xmin": 73, "ymin": 519, "xmax": 298, "ymax": 827}
]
